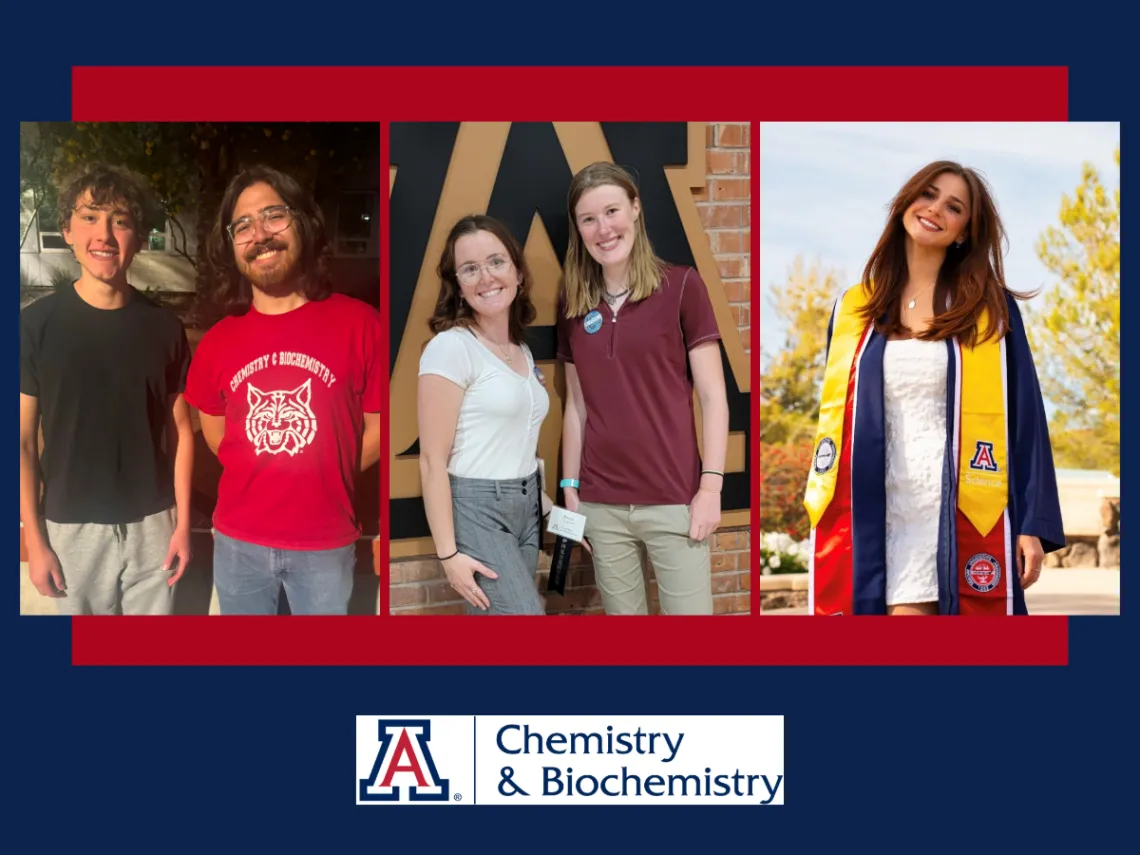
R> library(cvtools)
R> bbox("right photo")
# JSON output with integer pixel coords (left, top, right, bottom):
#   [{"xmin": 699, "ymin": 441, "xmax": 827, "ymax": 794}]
[{"xmin": 758, "ymin": 122, "xmax": 1121, "ymax": 616}]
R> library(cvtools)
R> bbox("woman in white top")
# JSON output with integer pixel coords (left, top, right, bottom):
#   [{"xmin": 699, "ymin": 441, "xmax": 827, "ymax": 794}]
[
  {"xmin": 804, "ymin": 161, "xmax": 1064, "ymax": 616},
  {"xmin": 417, "ymin": 215, "xmax": 551, "ymax": 614}
]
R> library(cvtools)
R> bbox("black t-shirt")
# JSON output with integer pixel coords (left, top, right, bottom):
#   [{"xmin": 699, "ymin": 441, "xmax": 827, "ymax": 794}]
[{"xmin": 20, "ymin": 282, "xmax": 191, "ymax": 524}]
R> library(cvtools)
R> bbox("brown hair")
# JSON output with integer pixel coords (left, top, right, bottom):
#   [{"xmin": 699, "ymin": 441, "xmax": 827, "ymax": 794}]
[
  {"xmin": 428, "ymin": 215, "xmax": 536, "ymax": 343},
  {"xmin": 204, "ymin": 165, "xmax": 331, "ymax": 316},
  {"xmin": 56, "ymin": 162, "xmax": 161, "ymax": 251},
  {"xmin": 563, "ymin": 162, "xmax": 666, "ymax": 318},
  {"xmin": 859, "ymin": 160, "xmax": 1034, "ymax": 346}
]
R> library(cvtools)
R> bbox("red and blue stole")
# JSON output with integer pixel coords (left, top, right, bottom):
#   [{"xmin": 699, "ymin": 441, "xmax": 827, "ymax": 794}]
[{"xmin": 802, "ymin": 284, "xmax": 1064, "ymax": 615}]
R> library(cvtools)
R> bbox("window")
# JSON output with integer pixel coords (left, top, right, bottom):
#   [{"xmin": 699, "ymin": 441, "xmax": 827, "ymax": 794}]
[
  {"xmin": 36, "ymin": 201, "xmax": 69, "ymax": 253},
  {"xmin": 143, "ymin": 216, "xmax": 169, "ymax": 253},
  {"xmin": 334, "ymin": 191, "xmax": 377, "ymax": 256}
]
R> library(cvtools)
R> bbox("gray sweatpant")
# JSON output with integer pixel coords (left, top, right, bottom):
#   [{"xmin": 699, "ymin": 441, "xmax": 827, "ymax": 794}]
[
  {"xmin": 451, "ymin": 471, "xmax": 545, "ymax": 615},
  {"xmin": 45, "ymin": 507, "xmax": 178, "ymax": 616}
]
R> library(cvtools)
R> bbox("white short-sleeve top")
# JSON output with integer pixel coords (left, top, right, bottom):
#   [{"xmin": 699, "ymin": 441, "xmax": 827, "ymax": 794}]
[{"xmin": 418, "ymin": 327, "xmax": 550, "ymax": 480}]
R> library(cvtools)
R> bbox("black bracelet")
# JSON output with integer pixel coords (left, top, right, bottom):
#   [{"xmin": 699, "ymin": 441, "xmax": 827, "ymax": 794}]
[
  {"xmin": 438, "ymin": 549, "xmax": 458, "ymax": 561},
  {"xmin": 701, "ymin": 469, "xmax": 725, "ymax": 478}
]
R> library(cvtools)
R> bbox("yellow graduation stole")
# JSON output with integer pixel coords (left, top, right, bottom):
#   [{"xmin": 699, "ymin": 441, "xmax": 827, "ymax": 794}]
[{"xmin": 804, "ymin": 285, "xmax": 1008, "ymax": 536}]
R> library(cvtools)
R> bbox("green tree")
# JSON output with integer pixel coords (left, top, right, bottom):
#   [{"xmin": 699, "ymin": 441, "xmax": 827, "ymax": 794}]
[
  {"xmin": 22, "ymin": 122, "xmax": 201, "ymax": 267},
  {"xmin": 759, "ymin": 256, "xmax": 842, "ymax": 444},
  {"xmin": 1027, "ymin": 150, "xmax": 1120, "ymax": 475}
]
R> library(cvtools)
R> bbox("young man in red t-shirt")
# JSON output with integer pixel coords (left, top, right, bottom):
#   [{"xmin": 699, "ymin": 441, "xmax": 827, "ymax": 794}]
[{"xmin": 184, "ymin": 165, "xmax": 382, "ymax": 615}]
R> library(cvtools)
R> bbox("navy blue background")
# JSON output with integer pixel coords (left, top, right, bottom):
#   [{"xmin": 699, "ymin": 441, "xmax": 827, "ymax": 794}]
[{"xmin": 9, "ymin": 6, "xmax": 1130, "ymax": 851}]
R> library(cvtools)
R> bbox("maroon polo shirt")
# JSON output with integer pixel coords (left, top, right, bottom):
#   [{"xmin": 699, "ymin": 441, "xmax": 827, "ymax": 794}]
[{"xmin": 556, "ymin": 264, "xmax": 721, "ymax": 506}]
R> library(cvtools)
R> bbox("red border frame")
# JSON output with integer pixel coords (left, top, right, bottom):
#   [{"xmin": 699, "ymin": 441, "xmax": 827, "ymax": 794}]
[{"xmin": 67, "ymin": 65, "xmax": 1071, "ymax": 666}]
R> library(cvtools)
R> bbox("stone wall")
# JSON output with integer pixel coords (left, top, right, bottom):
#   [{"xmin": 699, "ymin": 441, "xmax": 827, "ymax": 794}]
[{"xmin": 1045, "ymin": 498, "xmax": 1120, "ymax": 568}]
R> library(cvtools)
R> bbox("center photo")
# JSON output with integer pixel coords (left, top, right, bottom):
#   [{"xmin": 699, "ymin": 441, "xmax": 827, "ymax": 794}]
[{"xmin": 387, "ymin": 122, "xmax": 753, "ymax": 616}]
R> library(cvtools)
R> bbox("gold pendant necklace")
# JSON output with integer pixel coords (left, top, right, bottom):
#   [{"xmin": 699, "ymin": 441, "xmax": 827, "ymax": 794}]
[
  {"xmin": 488, "ymin": 338, "xmax": 511, "ymax": 365},
  {"xmin": 905, "ymin": 281, "xmax": 936, "ymax": 311},
  {"xmin": 479, "ymin": 330, "xmax": 512, "ymax": 365}
]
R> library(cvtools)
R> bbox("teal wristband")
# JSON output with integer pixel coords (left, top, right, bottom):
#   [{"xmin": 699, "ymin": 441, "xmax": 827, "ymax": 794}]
[{"xmin": 559, "ymin": 478, "xmax": 580, "ymax": 489}]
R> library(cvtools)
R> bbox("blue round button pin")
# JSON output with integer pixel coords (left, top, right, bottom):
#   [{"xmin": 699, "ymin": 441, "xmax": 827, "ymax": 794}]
[{"xmin": 584, "ymin": 310, "xmax": 603, "ymax": 334}]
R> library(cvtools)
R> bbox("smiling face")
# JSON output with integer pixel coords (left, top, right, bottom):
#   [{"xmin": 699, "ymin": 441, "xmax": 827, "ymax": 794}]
[
  {"xmin": 453, "ymin": 229, "xmax": 521, "ymax": 322},
  {"xmin": 573, "ymin": 183, "xmax": 641, "ymax": 272},
  {"xmin": 230, "ymin": 181, "xmax": 301, "ymax": 289},
  {"xmin": 902, "ymin": 171, "xmax": 971, "ymax": 249},
  {"xmin": 62, "ymin": 190, "xmax": 141, "ymax": 285}
]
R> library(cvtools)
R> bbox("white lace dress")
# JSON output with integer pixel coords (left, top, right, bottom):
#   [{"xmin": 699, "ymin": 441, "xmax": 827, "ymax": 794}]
[{"xmin": 883, "ymin": 338, "xmax": 947, "ymax": 605}]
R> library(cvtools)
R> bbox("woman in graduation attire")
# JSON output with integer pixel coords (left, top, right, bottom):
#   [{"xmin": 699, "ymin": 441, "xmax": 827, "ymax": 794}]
[{"xmin": 803, "ymin": 161, "xmax": 1065, "ymax": 616}]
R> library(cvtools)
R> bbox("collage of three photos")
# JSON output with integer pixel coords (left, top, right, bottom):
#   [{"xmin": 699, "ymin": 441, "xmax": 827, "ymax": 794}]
[{"xmin": 18, "ymin": 119, "xmax": 1121, "ymax": 619}]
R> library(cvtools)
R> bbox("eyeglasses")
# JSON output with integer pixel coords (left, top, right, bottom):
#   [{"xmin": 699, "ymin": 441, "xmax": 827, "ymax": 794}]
[
  {"xmin": 226, "ymin": 205, "xmax": 295, "ymax": 245},
  {"xmin": 456, "ymin": 255, "xmax": 513, "ymax": 284}
]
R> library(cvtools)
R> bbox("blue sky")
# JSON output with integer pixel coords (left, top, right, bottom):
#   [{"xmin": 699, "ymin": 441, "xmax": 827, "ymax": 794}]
[{"xmin": 757, "ymin": 122, "xmax": 1121, "ymax": 356}]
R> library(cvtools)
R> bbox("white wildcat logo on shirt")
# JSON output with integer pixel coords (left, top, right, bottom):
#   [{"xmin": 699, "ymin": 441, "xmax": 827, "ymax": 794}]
[{"xmin": 245, "ymin": 378, "xmax": 318, "ymax": 456}]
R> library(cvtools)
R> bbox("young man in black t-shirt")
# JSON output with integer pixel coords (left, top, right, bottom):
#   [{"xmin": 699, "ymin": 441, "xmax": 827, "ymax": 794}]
[{"xmin": 19, "ymin": 163, "xmax": 194, "ymax": 615}]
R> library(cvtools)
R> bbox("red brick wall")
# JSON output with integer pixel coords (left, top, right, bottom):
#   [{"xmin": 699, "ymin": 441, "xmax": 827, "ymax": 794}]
[
  {"xmin": 390, "ymin": 122, "xmax": 752, "ymax": 616},
  {"xmin": 700, "ymin": 122, "xmax": 751, "ymax": 358}
]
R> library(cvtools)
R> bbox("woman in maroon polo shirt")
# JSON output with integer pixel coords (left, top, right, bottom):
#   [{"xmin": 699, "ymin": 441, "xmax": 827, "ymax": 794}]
[{"xmin": 555, "ymin": 161, "xmax": 730, "ymax": 615}]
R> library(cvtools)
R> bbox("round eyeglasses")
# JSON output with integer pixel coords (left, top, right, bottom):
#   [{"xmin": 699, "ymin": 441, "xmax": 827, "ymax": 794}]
[
  {"xmin": 456, "ymin": 255, "xmax": 513, "ymax": 285},
  {"xmin": 226, "ymin": 205, "xmax": 295, "ymax": 245}
]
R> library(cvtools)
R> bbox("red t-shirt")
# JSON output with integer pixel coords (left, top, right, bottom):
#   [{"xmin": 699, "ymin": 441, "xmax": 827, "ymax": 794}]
[
  {"xmin": 556, "ymin": 264, "xmax": 721, "ymax": 506},
  {"xmin": 185, "ymin": 294, "xmax": 383, "ymax": 550}
]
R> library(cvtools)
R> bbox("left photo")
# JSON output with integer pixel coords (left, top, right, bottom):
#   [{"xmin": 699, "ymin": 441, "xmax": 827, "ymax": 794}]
[{"xmin": 19, "ymin": 121, "xmax": 383, "ymax": 616}]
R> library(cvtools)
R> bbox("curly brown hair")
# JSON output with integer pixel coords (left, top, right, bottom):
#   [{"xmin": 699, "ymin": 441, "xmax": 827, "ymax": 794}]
[
  {"xmin": 428, "ymin": 215, "xmax": 536, "ymax": 343},
  {"xmin": 204, "ymin": 165, "xmax": 331, "ymax": 316},
  {"xmin": 55, "ymin": 162, "xmax": 162, "ymax": 249}
]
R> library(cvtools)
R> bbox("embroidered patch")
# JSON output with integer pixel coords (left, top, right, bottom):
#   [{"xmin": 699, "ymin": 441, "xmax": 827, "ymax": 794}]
[
  {"xmin": 969, "ymin": 440, "xmax": 999, "ymax": 472},
  {"xmin": 584, "ymin": 310, "xmax": 603, "ymax": 334},
  {"xmin": 965, "ymin": 553, "xmax": 1002, "ymax": 593},
  {"xmin": 813, "ymin": 437, "xmax": 837, "ymax": 474}
]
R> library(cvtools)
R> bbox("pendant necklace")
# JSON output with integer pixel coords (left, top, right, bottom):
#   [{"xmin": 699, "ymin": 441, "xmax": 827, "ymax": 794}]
[
  {"xmin": 491, "ymin": 339, "xmax": 512, "ymax": 366},
  {"xmin": 603, "ymin": 287, "xmax": 630, "ymax": 306},
  {"xmin": 475, "ymin": 328, "xmax": 512, "ymax": 366},
  {"xmin": 905, "ymin": 281, "xmax": 936, "ymax": 311}
]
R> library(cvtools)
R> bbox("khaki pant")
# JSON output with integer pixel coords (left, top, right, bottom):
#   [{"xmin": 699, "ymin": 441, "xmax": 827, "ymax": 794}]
[{"xmin": 578, "ymin": 502, "xmax": 712, "ymax": 615}]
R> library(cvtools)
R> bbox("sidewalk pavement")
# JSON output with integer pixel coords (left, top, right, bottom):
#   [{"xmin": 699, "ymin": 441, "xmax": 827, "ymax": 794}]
[
  {"xmin": 764, "ymin": 568, "xmax": 1121, "ymax": 616},
  {"xmin": 20, "ymin": 563, "xmax": 1118, "ymax": 618}
]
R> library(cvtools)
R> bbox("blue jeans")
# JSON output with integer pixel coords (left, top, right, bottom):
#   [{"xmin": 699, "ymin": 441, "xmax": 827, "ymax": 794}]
[{"xmin": 212, "ymin": 531, "xmax": 356, "ymax": 615}]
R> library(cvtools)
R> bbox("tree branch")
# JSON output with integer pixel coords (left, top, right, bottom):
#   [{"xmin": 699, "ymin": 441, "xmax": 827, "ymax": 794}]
[{"xmin": 168, "ymin": 214, "xmax": 197, "ymax": 270}]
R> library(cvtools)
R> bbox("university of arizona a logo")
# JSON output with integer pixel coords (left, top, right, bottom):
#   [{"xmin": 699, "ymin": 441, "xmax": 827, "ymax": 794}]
[
  {"xmin": 359, "ymin": 719, "xmax": 450, "ymax": 802},
  {"xmin": 245, "ymin": 378, "xmax": 318, "ymax": 456},
  {"xmin": 969, "ymin": 440, "xmax": 999, "ymax": 472}
]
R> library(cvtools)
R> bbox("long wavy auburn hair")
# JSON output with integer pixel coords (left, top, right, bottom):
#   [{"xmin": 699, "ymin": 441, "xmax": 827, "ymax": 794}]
[{"xmin": 858, "ymin": 160, "xmax": 1034, "ymax": 346}]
